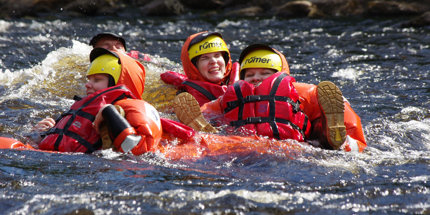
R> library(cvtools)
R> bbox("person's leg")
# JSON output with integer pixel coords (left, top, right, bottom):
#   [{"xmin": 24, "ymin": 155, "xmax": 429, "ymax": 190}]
[
  {"xmin": 317, "ymin": 81, "xmax": 346, "ymax": 150},
  {"xmin": 173, "ymin": 92, "xmax": 218, "ymax": 133}
]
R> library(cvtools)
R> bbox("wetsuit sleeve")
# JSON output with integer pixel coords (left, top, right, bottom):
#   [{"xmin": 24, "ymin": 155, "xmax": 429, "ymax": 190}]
[
  {"xmin": 227, "ymin": 62, "xmax": 240, "ymax": 85},
  {"xmin": 112, "ymin": 99, "xmax": 162, "ymax": 155},
  {"xmin": 293, "ymin": 82, "xmax": 322, "ymax": 121},
  {"xmin": 160, "ymin": 71, "xmax": 188, "ymax": 88},
  {"xmin": 101, "ymin": 105, "xmax": 141, "ymax": 154},
  {"xmin": 343, "ymin": 102, "xmax": 367, "ymax": 152},
  {"xmin": 201, "ymin": 97, "xmax": 223, "ymax": 115},
  {"xmin": 160, "ymin": 118, "xmax": 195, "ymax": 142}
]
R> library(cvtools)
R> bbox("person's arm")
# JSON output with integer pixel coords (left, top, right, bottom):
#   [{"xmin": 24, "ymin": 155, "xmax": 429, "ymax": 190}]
[
  {"xmin": 94, "ymin": 100, "xmax": 162, "ymax": 155},
  {"xmin": 160, "ymin": 71, "xmax": 188, "ymax": 88},
  {"xmin": 201, "ymin": 97, "xmax": 223, "ymax": 115},
  {"xmin": 293, "ymin": 82, "xmax": 367, "ymax": 152}
]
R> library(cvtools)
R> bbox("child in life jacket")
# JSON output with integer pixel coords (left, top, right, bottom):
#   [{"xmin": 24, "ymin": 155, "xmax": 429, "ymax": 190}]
[
  {"xmin": 33, "ymin": 48, "xmax": 162, "ymax": 155},
  {"xmin": 160, "ymin": 31, "xmax": 240, "ymax": 106},
  {"xmin": 173, "ymin": 44, "xmax": 312, "ymax": 143},
  {"xmin": 175, "ymin": 44, "xmax": 367, "ymax": 152},
  {"xmin": 89, "ymin": 32, "xmax": 152, "ymax": 62}
]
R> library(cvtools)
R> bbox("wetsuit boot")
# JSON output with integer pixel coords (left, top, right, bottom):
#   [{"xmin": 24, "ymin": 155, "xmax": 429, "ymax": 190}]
[
  {"xmin": 317, "ymin": 81, "xmax": 346, "ymax": 150},
  {"xmin": 173, "ymin": 92, "xmax": 218, "ymax": 133}
]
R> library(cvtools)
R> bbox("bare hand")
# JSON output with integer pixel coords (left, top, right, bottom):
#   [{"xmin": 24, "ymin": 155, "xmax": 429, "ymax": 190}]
[
  {"xmin": 93, "ymin": 104, "xmax": 111, "ymax": 134},
  {"xmin": 34, "ymin": 117, "xmax": 55, "ymax": 132}
]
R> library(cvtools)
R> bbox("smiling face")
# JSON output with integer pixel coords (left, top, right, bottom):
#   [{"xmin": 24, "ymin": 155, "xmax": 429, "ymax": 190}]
[
  {"xmin": 85, "ymin": 74, "xmax": 110, "ymax": 95},
  {"xmin": 196, "ymin": 51, "xmax": 226, "ymax": 83},
  {"xmin": 243, "ymin": 68, "xmax": 276, "ymax": 86}
]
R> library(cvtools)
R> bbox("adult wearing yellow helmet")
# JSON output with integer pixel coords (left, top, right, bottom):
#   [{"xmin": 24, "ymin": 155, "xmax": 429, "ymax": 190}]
[
  {"xmin": 161, "ymin": 31, "xmax": 240, "ymax": 106},
  {"xmin": 35, "ymin": 48, "xmax": 163, "ymax": 155}
]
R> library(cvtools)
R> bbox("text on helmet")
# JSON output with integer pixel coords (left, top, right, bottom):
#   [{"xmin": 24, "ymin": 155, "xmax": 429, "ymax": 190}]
[
  {"xmin": 199, "ymin": 41, "xmax": 223, "ymax": 51},
  {"xmin": 244, "ymin": 56, "xmax": 271, "ymax": 65}
]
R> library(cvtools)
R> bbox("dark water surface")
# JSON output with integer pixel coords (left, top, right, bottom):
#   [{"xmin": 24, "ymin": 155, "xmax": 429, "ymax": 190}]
[{"xmin": 0, "ymin": 15, "xmax": 429, "ymax": 214}]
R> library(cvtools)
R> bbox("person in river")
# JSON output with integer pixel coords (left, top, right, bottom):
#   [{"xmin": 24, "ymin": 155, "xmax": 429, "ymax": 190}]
[
  {"xmin": 89, "ymin": 32, "xmax": 152, "ymax": 62},
  {"xmin": 34, "ymin": 48, "xmax": 162, "ymax": 155},
  {"xmin": 160, "ymin": 31, "xmax": 240, "ymax": 107},
  {"xmin": 174, "ymin": 44, "xmax": 367, "ymax": 152}
]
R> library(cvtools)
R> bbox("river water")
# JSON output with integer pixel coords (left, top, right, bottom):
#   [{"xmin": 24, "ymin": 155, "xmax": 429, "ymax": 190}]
[{"xmin": 0, "ymin": 15, "xmax": 429, "ymax": 214}]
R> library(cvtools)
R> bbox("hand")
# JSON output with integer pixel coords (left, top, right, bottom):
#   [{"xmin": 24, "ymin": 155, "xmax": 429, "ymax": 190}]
[
  {"xmin": 93, "ymin": 104, "xmax": 112, "ymax": 134},
  {"xmin": 34, "ymin": 118, "xmax": 55, "ymax": 132}
]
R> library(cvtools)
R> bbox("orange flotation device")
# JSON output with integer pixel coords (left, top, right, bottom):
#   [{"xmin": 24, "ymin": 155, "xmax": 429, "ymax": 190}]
[
  {"xmin": 158, "ymin": 133, "xmax": 305, "ymax": 160},
  {"xmin": 0, "ymin": 137, "xmax": 34, "ymax": 150},
  {"xmin": 0, "ymin": 133, "xmax": 305, "ymax": 160}
]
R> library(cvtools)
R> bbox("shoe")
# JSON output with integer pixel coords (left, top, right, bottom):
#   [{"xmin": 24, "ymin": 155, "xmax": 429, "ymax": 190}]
[
  {"xmin": 173, "ymin": 92, "xmax": 218, "ymax": 133},
  {"xmin": 317, "ymin": 81, "xmax": 346, "ymax": 150}
]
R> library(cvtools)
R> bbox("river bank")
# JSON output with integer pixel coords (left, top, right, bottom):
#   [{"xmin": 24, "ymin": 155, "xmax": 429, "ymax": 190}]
[{"xmin": 1, "ymin": 0, "xmax": 430, "ymax": 27}]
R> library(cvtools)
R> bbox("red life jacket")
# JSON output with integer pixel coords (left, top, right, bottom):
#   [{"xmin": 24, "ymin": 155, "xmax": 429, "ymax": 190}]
[
  {"xmin": 160, "ymin": 62, "xmax": 240, "ymax": 106},
  {"xmin": 220, "ymin": 73, "xmax": 311, "ymax": 141},
  {"xmin": 181, "ymin": 79, "xmax": 228, "ymax": 106},
  {"xmin": 38, "ymin": 85, "xmax": 135, "ymax": 153}
]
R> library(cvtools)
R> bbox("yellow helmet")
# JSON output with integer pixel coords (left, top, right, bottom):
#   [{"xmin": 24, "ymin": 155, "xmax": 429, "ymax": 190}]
[
  {"xmin": 86, "ymin": 53, "xmax": 121, "ymax": 84},
  {"xmin": 240, "ymin": 49, "xmax": 282, "ymax": 73},
  {"xmin": 188, "ymin": 33, "xmax": 229, "ymax": 60}
]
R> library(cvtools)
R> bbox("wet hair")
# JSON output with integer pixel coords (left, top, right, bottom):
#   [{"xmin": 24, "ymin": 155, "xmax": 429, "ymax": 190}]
[
  {"xmin": 191, "ymin": 55, "xmax": 200, "ymax": 67},
  {"xmin": 108, "ymin": 75, "xmax": 115, "ymax": 87}
]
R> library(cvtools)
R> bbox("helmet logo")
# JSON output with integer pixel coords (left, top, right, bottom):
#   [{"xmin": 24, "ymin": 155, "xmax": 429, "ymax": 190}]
[
  {"xmin": 199, "ymin": 41, "xmax": 223, "ymax": 51},
  {"xmin": 244, "ymin": 56, "xmax": 271, "ymax": 65},
  {"xmin": 72, "ymin": 121, "xmax": 82, "ymax": 128}
]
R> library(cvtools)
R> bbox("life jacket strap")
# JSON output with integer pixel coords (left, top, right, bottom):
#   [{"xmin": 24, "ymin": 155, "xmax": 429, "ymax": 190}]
[
  {"xmin": 183, "ymin": 81, "xmax": 217, "ymax": 101},
  {"xmin": 46, "ymin": 128, "xmax": 101, "ymax": 153},
  {"xmin": 51, "ymin": 86, "xmax": 132, "ymax": 152},
  {"xmin": 226, "ymin": 73, "xmax": 308, "ymax": 139},
  {"xmin": 230, "ymin": 117, "xmax": 305, "ymax": 139}
]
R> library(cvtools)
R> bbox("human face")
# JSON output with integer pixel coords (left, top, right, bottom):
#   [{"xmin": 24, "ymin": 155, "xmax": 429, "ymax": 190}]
[
  {"xmin": 196, "ymin": 51, "xmax": 226, "ymax": 83},
  {"xmin": 94, "ymin": 37, "xmax": 125, "ymax": 52},
  {"xmin": 85, "ymin": 74, "xmax": 110, "ymax": 95},
  {"xmin": 243, "ymin": 68, "xmax": 276, "ymax": 86}
]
